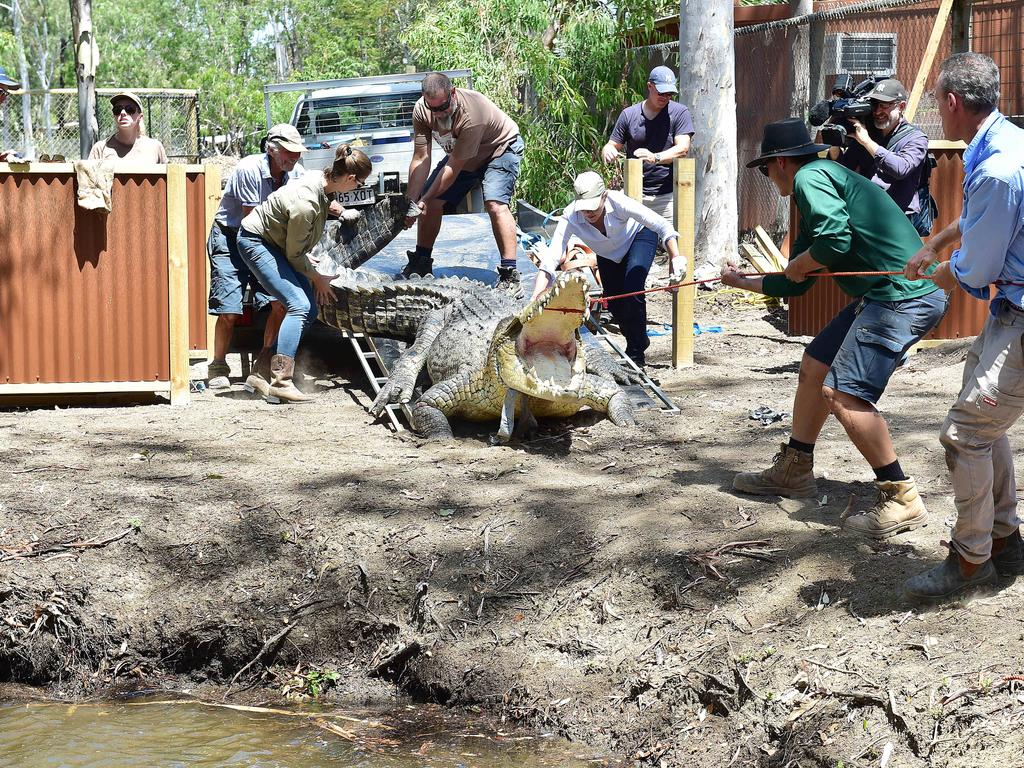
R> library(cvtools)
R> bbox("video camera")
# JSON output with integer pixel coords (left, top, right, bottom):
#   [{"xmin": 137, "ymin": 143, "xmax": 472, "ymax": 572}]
[{"xmin": 808, "ymin": 74, "xmax": 888, "ymax": 146}]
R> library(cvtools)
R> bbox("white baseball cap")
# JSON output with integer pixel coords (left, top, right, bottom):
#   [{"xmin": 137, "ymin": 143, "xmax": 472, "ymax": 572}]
[{"xmin": 573, "ymin": 171, "xmax": 607, "ymax": 212}]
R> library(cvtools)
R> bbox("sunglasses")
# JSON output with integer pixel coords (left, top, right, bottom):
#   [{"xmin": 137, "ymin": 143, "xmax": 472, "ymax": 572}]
[
  {"xmin": 758, "ymin": 160, "xmax": 775, "ymax": 177},
  {"xmin": 426, "ymin": 95, "xmax": 453, "ymax": 113},
  {"xmin": 112, "ymin": 104, "xmax": 140, "ymax": 116}
]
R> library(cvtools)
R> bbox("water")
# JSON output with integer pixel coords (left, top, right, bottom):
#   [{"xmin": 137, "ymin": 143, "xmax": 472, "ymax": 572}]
[{"xmin": 0, "ymin": 698, "xmax": 613, "ymax": 768}]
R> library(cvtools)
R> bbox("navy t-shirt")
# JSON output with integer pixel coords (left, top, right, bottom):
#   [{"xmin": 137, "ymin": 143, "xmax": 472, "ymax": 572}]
[{"xmin": 610, "ymin": 101, "xmax": 695, "ymax": 196}]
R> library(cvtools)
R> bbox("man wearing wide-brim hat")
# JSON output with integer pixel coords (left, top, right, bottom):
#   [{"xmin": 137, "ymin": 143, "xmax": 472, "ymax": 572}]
[
  {"xmin": 0, "ymin": 66, "xmax": 22, "ymax": 162},
  {"xmin": 721, "ymin": 117, "xmax": 948, "ymax": 539}
]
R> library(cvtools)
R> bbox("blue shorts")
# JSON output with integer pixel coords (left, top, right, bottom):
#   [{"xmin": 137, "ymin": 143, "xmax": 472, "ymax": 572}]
[
  {"xmin": 806, "ymin": 290, "xmax": 948, "ymax": 404},
  {"xmin": 207, "ymin": 221, "xmax": 273, "ymax": 315},
  {"xmin": 423, "ymin": 135, "xmax": 523, "ymax": 207}
]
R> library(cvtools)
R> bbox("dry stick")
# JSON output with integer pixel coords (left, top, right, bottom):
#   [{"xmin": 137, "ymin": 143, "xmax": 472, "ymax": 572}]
[{"xmin": 0, "ymin": 527, "xmax": 134, "ymax": 562}]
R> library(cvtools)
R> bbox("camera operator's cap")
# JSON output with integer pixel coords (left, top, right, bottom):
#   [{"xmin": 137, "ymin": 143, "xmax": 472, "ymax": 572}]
[
  {"xmin": 746, "ymin": 117, "xmax": 831, "ymax": 168},
  {"xmin": 267, "ymin": 123, "xmax": 307, "ymax": 154},
  {"xmin": 573, "ymin": 171, "xmax": 607, "ymax": 211},
  {"xmin": 865, "ymin": 78, "xmax": 909, "ymax": 103},
  {"xmin": 648, "ymin": 66, "xmax": 678, "ymax": 94},
  {"xmin": 0, "ymin": 66, "xmax": 20, "ymax": 88},
  {"xmin": 109, "ymin": 91, "xmax": 143, "ymax": 112}
]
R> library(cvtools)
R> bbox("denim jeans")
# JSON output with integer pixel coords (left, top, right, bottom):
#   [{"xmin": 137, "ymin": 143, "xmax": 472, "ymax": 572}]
[
  {"xmin": 237, "ymin": 229, "xmax": 317, "ymax": 359},
  {"xmin": 597, "ymin": 227, "xmax": 658, "ymax": 366},
  {"xmin": 207, "ymin": 221, "xmax": 273, "ymax": 314}
]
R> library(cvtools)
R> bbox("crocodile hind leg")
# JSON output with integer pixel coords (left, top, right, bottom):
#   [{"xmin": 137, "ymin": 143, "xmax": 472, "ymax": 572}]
[
  {"xmin": 411, "ymin": 372, "xmax": 475, "ymax": 440},
  {"xmin": 370, "ymin": 307, "xmax": 450, "ymax": 416}
]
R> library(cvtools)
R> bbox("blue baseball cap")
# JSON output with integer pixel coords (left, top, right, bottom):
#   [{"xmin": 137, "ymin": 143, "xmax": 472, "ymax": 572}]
[
  {"xmin": 648, "ymin": 66, "xmax": 678, "ymax": 94},
  {"xmin": 0, "ymin": 66, "xmax": 21, "ymax": 88}
]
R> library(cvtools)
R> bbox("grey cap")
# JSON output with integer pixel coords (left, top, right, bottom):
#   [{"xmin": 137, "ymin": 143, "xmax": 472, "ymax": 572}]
[
  {"xmin": 266, "ymin": 123, "xmax": 306, "ymax": 154},
  {"xmin": 110, "ymin": 91, "xmax": 143, "ymax": 112},
  {"xmin": 0, "ymin": 66, "xmax": 21, "ymax": 88},
  {"xmin": 573, "ymin": 171, "xmax": 607, "ymax": 211},
  {"xmin": 865, "ymin": 78, "xmax": 909, "ymax": 103}
]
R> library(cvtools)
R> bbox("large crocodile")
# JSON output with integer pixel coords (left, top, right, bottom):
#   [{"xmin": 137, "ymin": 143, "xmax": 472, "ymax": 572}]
[{"xmin": 317, "ymin": 268, "xmax": 637, "ymax": 440}]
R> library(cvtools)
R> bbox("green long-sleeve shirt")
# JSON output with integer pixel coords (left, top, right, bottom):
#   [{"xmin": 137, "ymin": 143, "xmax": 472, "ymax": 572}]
[{"xmin": 762, "ymin": 159, "xmax": 937, "ymax": 301}]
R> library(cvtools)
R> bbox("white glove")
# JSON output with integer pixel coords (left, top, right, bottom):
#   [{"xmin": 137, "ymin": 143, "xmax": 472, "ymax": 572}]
[
  {"xmin": 669, "ymin": 255, "xmax": 687, "ymax": 283},
  {"xmin": 406, "ymin": 200, "xmax": 423, "ymax": 218},
  {"xmin": 339, "ymin": 208, "xmax": 361, "ymax": 223}
]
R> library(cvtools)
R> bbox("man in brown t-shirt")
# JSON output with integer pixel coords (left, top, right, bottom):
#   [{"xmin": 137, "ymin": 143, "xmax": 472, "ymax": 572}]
[{"xmin": 403, "ymin": 72, "xmax": 524, "ymax": 289}]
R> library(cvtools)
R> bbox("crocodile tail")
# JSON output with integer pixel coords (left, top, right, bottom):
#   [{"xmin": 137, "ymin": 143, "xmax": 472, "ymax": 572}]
[{"xmin": 309, "ymin": 193, "xmax": 409, "ymax": 272}]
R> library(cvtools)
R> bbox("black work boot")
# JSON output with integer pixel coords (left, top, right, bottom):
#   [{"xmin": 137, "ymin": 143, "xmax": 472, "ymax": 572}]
[
  {"xmin": 991, "ymin": 528, "xmax": 1024, "ymax": 576},
  {"xmin": 496, "ymin": 265, "xmax": 522, "ymax": 295},
  {"xmin": 902, "ymin": 549, "xmax": 998, "ymax": 603},
  {"xmin": 398, "ymin": 251, "xmax": 433, "ymax": 278}
]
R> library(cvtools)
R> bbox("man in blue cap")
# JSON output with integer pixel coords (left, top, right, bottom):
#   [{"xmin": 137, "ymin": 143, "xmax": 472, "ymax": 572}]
[
  {"xmin": 602, "ymin": 66, "xmax": 694, "ymax": 224},
  {"xmin": 0, "ymin": 66, "xmax": 22, "ymax": 162}
]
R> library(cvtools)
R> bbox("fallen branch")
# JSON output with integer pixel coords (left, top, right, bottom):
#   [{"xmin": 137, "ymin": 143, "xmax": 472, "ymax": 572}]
[{"xmin": 0, "ymin": 527, "xmax": 135, "ymax": 562}]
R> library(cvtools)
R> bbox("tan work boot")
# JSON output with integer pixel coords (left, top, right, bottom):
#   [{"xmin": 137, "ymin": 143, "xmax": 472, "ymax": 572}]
[
  {"xmin": 732, "ymin": 443, "xmax": 817, "ymax": 498},
  {"xmin": 244, "ymin": 347, "xmax": 274, "ymax": 398},
  {"xmin": 265, "ymin": 354, "xmax": 313, "ymax": 404},
  {"xmin": 842, "ymin": 477, "xmax": 928, "ymax": 539}
]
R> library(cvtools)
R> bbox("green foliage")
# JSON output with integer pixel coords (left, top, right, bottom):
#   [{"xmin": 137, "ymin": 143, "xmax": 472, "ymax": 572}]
[{"xmin": 402, "ymin": 0, "xmax": 674, "ymax": 210}]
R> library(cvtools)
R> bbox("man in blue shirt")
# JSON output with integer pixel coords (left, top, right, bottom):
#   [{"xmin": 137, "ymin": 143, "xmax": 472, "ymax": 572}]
[
  {"xmin": 902, "ymin": 53, "xmax": 1024, "ymax": 602},
  {"xmin": 206, "ymin": 124, "xmax": 305, "ymax": 394}
]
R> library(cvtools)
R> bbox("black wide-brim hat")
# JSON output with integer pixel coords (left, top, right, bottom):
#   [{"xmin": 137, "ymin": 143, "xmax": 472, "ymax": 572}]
[{"xmin": 746, "ymin": 117, "xmax": 831, "ymax": 168}]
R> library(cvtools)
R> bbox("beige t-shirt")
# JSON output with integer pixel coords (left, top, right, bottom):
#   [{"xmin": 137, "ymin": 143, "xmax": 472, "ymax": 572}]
[
  {"xmin": 88, "ymin": 135, "xmax": 168, "ymax": 164},
  {"xmin": 412, "ymin": 88, "xmax": 519, "ymax": 171},
  {"xmin": 240, "ymin": 170, "xmax": 329, "ymax": 280}
]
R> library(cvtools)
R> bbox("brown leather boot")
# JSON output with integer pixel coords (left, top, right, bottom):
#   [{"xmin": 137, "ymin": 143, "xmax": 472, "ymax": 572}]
[
  {"xmin": 244, "ymin": 347, "xmax": 274, "ymax": 398},
  {"xmin": 733, "ymin": 443, "xmax": 817, "ymax": 498},
  {"xmin": 265, "ymin": 354, "xmax": 313, "ymax": 404},
  {"xmin": 842, "ymin": 478, "xmax": 928, "ymax": 539}
]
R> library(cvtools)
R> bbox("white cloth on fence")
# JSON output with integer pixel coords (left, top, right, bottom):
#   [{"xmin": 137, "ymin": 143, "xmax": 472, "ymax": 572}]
[{"xmin": 73, "ymin": 158, "xmax": 116, "ymax": 212}]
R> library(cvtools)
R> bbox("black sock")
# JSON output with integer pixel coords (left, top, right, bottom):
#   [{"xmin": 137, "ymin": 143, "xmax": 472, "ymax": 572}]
[
  {"xmin": 873, "ymin": 460, "xmax": 907, "ymax": 483},
  {"xmin": 414, "ymin": 245, "xmax": 433, "ymax": 261},
  {"xmin": 787, "ymin": 438, "xmax": 815, "ymax": 455},
  {"xmin": 499, "ymin": 258, "xmax": 518, "ymax": 270}
]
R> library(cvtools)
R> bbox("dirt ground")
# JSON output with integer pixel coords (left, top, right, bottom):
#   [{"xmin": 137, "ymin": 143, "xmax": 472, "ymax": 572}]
[{"xmin": 2, "ymin": 288, "xmax": 1024, "ymax": 768}]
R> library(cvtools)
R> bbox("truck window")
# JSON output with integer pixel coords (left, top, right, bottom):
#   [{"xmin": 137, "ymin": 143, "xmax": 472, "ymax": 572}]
[{"xmin": 296, "ymin": 92, "xmax": 421, "ymax": 137}]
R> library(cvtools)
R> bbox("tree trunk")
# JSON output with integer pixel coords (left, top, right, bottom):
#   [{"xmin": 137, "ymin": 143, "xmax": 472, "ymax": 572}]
[
  {"xmin": 13, "ymin": 0, "xmax": 36, "ymax": 159},
  {"xmin": 70, "ymin": 0, "xmax": 98, "ymax": 159},
  {"xmin": 678, "ymin": 0, "xmax": 737, "ymax": 271},
  {"xmin": 788, "ymin": 0, "xmax": 812, "ymax": 121}
]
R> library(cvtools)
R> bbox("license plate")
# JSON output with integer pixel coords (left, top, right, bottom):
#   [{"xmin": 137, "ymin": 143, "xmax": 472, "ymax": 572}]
[{"xmin": 336, "ymin": 187, "xmax": 375, "ymax": 207}]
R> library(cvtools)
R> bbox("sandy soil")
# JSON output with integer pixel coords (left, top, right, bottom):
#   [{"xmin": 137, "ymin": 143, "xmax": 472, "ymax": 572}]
[{"xmin": 2, "ymin": 287, "xmax": 1024, "ymax": 768}]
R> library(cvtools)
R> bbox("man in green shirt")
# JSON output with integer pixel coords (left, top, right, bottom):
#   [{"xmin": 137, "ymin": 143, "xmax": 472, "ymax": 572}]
[{"xmin": 722, "ymin": 118, "xmax": 947, "ymax": 537}]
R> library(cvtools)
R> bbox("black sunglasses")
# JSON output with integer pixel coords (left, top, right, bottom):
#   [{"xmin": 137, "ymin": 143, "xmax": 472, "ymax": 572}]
[
  {"xmin": 427, "ymin": 95, "xmax": 453, "ymax": 113},
  {"xmin": 112, "ymin": 104, "xmax": 139, "ymax": 116}
]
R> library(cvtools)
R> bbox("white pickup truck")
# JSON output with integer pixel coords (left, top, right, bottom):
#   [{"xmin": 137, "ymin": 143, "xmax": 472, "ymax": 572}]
[{"xmin": 262, "ymin": 70, "xmax": 473, "ymax": 210}]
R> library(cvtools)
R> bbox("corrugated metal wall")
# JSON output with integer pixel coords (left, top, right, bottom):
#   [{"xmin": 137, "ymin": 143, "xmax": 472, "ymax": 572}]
[
  {"xmin": 789, "ymin": 147, "xmax": 989, "ymax": 338},
  {"xmin": 186, "ymin": 171, "xmax": 209, "ymax": 352},
  {"xmin": 0, "ymin": 173, "xmax": 172, "ymax": 384}
]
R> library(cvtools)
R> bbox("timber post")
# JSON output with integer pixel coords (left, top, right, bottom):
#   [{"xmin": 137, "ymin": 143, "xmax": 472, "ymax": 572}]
[
  {"xmin": 166, "ymin": 164, "xmax": 190, "ymax": 405},
  {"xmin": 672, "ymin": 158, "xmax": 696, "ymax": 368},
  {"xmin": 203, "ymin": 164, "xmax": 221, "ymax": 361},
  {"xmin": 623, "ymin": 158, "xmax": 643, "ymax": 201}
]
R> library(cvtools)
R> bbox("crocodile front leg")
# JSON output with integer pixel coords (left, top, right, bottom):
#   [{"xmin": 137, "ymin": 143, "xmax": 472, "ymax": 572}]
[
  {"xmin": 585, "ymin": 343, "xmax": 643, "ymax": 385},
  {"xmin": 370, "ymin": 307, "xmax": 449, "ymax": 417},
  {"xmin": 577, "ymin": 374, "xmax": 636, "ymax": 426},
  {"xmin": 411, "ymin": 372, "xmax": 475, "ymax": 440}
]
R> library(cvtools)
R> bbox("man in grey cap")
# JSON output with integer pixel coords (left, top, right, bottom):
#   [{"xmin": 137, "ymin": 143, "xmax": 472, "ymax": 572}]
[
  {"xmin": 89, "ymin": 91, "xmax": 168, "ymax": 163},
  {"xmin": 832, "ymin": 77, "xmax": 934, "ymax": 236},
  {"xmin": 205, "ymin": 123, "xmax": 305, "ymax": 393},
  {"xmin": 0, "ymin": 66, "xmax": 22, "ymax": 162}
]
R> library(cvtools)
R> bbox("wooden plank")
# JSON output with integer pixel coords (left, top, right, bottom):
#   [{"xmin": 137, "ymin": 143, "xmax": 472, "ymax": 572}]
[
  {"xmin": 672, "ymin": 158, "xmax": 696, "ymax": 369},
  {"xmin": 753, "ymin": 225, "xmax": 787, "ymax": 269},
  {"xmin": 166, "ymin": 163, "xmax": 191, "ymax": 405},
  {"xmin": 203, "ymin": 164, "xmax": 222, "ymax": 361},
  {"xmin": 906, "ymin": 0, "xmax": 955, "ymax": 122},
  {"xmin": 624, "ymin": 158, "xmax": 643, "ymax": 201},
  {"xmin": 1, "ymin": 162, "xmax": 196, "ymax": 175},
  {"xmin": 740, "ymin": 243, "xmax": 773, "ymax": 274}
]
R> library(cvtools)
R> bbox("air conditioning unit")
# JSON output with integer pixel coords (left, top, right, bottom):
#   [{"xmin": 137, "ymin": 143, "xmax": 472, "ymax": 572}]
[{"xmin": 825, "ymin": 33, "xmax": 897, "ymax": 77}]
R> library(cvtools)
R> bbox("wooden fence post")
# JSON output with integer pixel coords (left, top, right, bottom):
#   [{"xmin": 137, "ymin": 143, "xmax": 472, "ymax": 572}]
[
  {"xmin": 673, "ymin": 158, "xmax": 697, "ymax": 368},
  {"xmin": 203, "ymin": 163, "xmax": 221, "ymax": 361},
  {"xmin": 166, "ymin": 164, "xmax": 190, "ymax": 405},
  {"xmin": 624, "ymin": 158, "xmax": 643, "ymax": 201}
]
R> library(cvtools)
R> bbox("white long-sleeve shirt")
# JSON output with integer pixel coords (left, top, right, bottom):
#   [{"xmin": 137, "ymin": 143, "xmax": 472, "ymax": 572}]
[{"xmin": 539, "ymin": 190, "xmax": 679, "ymax": 277}]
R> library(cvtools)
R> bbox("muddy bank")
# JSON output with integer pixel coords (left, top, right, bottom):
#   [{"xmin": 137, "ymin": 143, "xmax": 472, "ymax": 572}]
[{"xmin": 2, "ymin": 294, "xmax": 1023, "ymax": 767}]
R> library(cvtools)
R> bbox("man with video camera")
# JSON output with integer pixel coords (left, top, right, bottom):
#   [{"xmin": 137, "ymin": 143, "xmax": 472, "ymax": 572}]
[{"xmin": 822, "ymin": 78, "xmax": 935, "ymax": 236}]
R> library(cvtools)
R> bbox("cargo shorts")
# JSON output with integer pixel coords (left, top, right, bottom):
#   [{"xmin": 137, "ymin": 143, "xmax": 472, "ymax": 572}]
[{"xmin": 424, "ymin": 135, "xmax": 524, "ymax": 207}]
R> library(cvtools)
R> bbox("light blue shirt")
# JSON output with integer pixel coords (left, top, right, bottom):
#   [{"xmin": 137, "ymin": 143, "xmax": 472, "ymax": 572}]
[
  {"xmin": 540, "ymin": 190, "xmax": 679, "ymax": 277},
  {"xmin": 949, "ymin": 111, "xmax": 1024, "ymax": 312},
  {"xmin": 215, "ymin": 153, "xmax": 304, "ymax": 229}
]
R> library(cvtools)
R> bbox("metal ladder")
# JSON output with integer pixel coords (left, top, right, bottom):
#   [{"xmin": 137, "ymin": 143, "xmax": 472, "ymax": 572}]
[{"xmin": 341, "ymin": 331, "xmax": 412, "ymax": 431}]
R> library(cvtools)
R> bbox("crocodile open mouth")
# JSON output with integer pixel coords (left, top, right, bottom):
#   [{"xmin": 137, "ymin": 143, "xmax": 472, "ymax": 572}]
[{"xmin": 494, "ymin": 272, "xmax": 590, "ymax": 400}]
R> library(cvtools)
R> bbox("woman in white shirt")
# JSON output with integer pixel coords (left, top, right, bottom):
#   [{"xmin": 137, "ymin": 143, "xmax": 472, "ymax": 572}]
[{"xmin": 532, "ymin": 171, "xmax": 686, "ymax": 368}]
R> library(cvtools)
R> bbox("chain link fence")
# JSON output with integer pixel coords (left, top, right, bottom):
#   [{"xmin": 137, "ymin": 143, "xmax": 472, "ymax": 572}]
[{"xmin": 0, "ymin": 88, "xmax": 200, "ymax": 162}]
